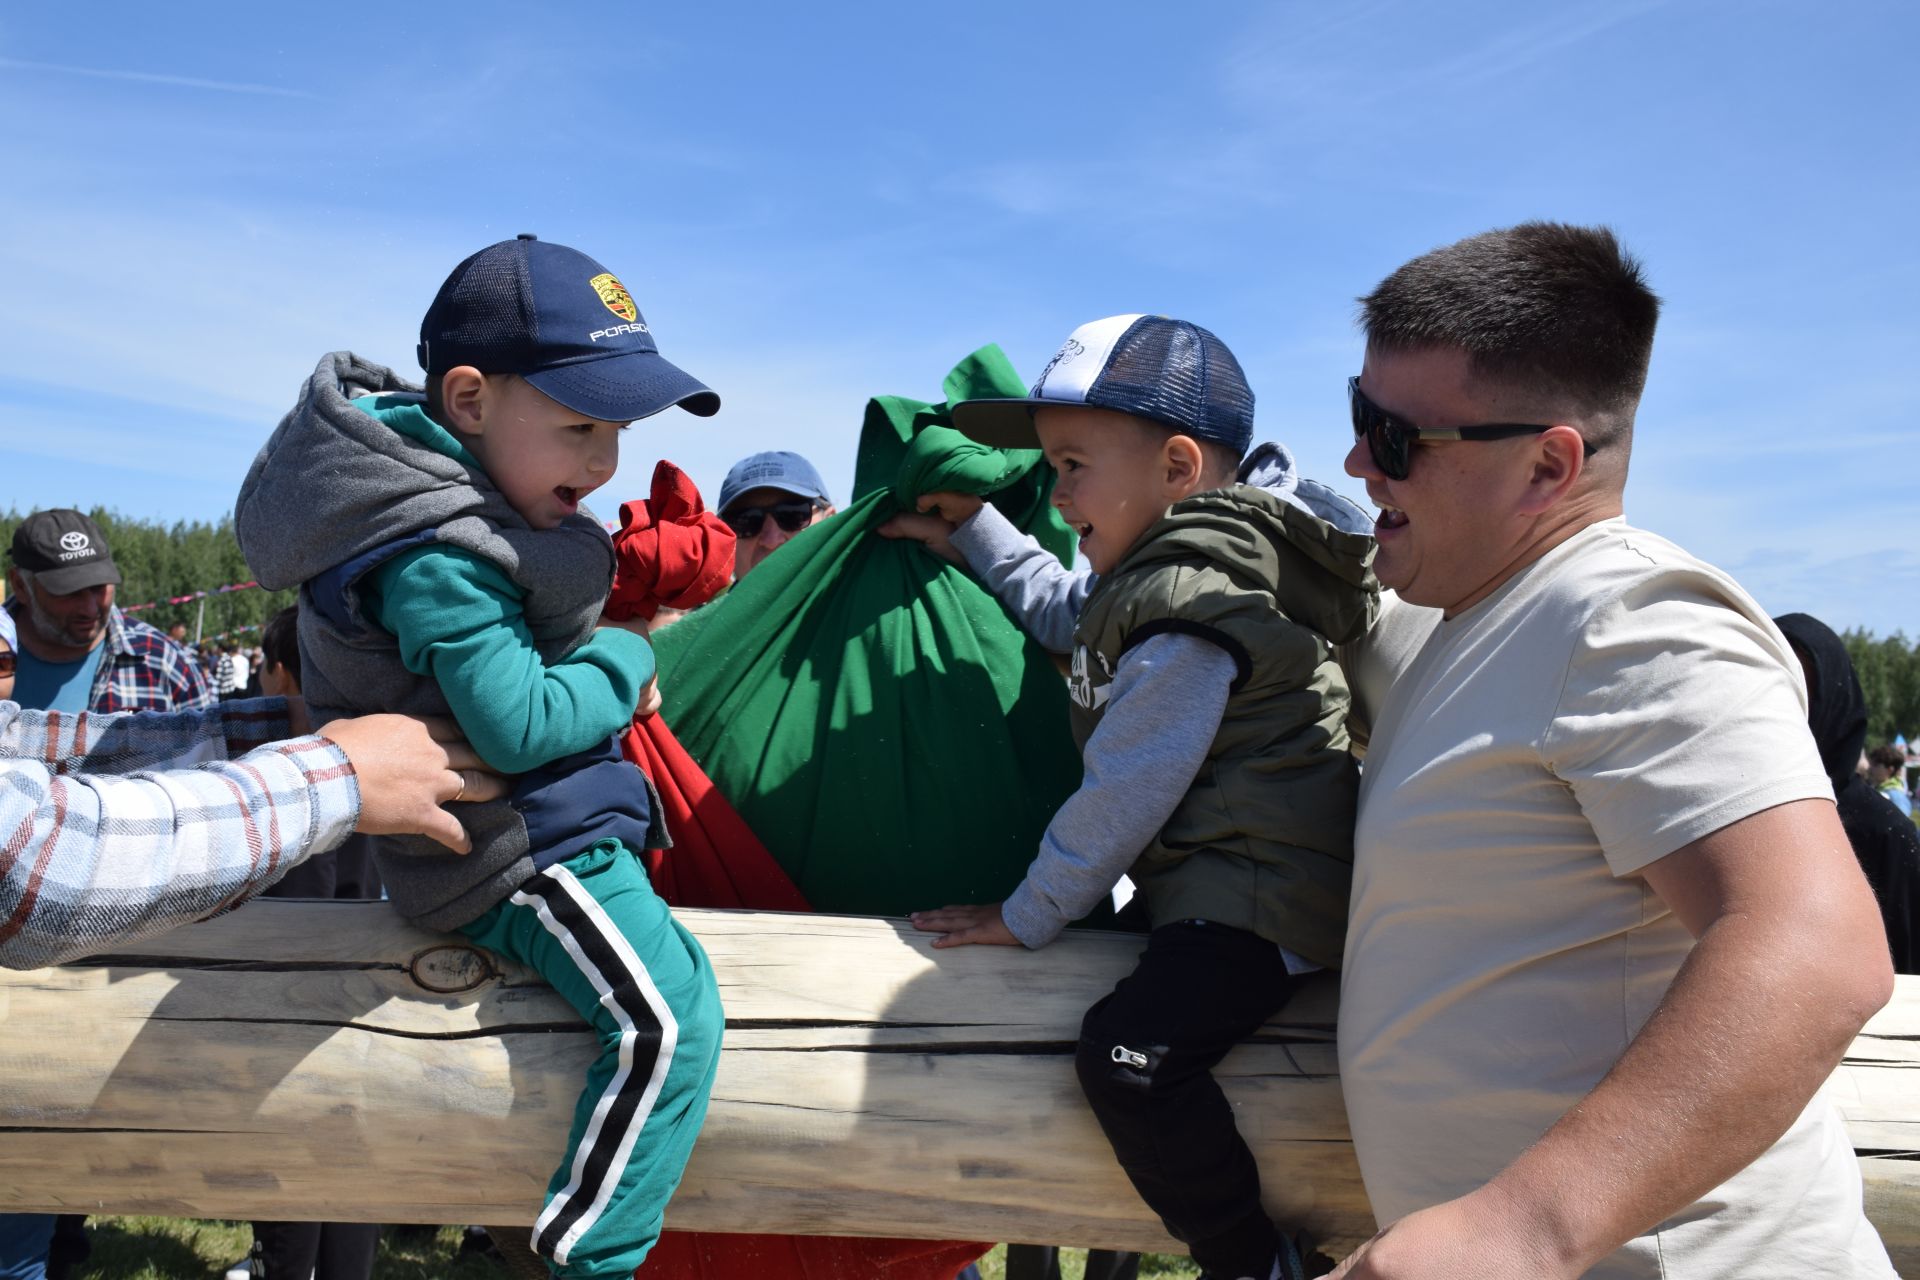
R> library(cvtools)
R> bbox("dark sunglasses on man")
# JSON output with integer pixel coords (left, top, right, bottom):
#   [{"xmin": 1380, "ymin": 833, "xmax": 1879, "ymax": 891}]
[
  {"xmin": 722, "ymin": 498, "xmax": 823, "ymax": 539},
  {"xmin": 1348, "ymin": 376, "xmax": 1594, "ymax": 482}
]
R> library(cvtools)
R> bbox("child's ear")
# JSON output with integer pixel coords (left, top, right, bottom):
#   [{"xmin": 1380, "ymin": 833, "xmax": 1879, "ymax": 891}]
[
  {"xmin": 1162, "ymin": 433, "xmax": 1205, "ymax": 496},
  {"xmin": 439, "ymin": 367, "xmax": 489, "ymax": 436}
]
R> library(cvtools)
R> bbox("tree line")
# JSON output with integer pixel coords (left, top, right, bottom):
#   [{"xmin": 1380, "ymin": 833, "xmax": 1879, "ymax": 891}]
[
  {"xmin": 4, "ymin": 507, "xmax": 1918, "ymax": 745},
  {"xmin": 0, "ymin": 508, "xmax": 295, "ymax": 648},
  {"xmin": 1847, "ymin": 630, "xmax": 1920, "ymax": 749}
]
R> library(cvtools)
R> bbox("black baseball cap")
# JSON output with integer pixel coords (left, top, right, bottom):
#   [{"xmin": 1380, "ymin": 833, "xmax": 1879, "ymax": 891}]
[
  {"xmin": 953, "ymin": 314, "xmax": 1254, "ymax": 455},
  {"xmin": 8, "ymin": 510, "xmax": 122, "ymax": 594},
  {"xmin": 417, "ymin": 234, "xmax": 720, "ymax": 424}
]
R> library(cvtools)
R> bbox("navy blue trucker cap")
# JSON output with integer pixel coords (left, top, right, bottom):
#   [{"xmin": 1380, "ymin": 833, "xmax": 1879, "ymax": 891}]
[
  {"xmin": 952, "ymin": 314, "xmax": 1253, "ymax": 454},
  {"xmin": 717, "ymin": 451, "xmax": 832, "ymax": 514},
  {"xmin": 417, "ymin": 234, "xmax": 719, "ymax": 423}
]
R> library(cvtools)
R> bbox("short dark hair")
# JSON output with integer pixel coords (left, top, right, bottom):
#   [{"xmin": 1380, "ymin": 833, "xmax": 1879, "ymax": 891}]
[
  {"xmin": 1359, "ymin": 222, "xmax": 1661, "ymax": 450},
  {"xmin": 1136, "ymin": 420, "xmax": 1243, "ymax": 486},
  {"xmin": 424, "ymin": 372, "xmax": 449, "ymax": 427},
  {"xmin": 261, "ymin": 606, "xmax": 301, "ymax": 688},
  {"xmin": 1868, "ymin": 744, "xmax": 1906, "ymax": 772}
]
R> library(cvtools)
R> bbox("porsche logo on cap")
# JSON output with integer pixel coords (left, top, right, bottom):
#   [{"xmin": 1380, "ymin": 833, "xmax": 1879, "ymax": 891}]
[{"xmin": 590, "ymin": 273, "xmax": 638, "ymax": 323}]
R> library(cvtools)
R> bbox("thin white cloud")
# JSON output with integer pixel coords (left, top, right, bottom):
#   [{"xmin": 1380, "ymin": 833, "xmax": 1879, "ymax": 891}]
[
  {"xmin": 0, "ymin": 56, "xmax": 313, "ymax": 98},
  {"xmin": 1415, "ymin": 0, "xmax": 1675, "ymax": 91}
]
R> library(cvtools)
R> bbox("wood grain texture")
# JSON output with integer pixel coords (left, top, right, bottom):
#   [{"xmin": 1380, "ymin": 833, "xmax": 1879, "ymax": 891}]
[{"xmin": 0, "ymin": 900, "xmax": 1912, "ymax": 1267}]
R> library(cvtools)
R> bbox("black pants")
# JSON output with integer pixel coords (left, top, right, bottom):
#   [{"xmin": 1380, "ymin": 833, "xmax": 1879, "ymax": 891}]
[
  {"xmin": 252, "ymin": 1222, "xmax": 379, "ymax": 1280},
  {"xmin": 1074, "ymin": 920, "xmax": 1300, "ymax": 1279},
  {"xmin": 249, "ymin": 856, "xmax": 384, "ymax": 1280}
]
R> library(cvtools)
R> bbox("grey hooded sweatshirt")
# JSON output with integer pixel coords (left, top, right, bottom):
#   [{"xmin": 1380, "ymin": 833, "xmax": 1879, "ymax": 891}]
[{"xmin": 235, "ymin": 352, "xmax": 662, "ymax": 929}]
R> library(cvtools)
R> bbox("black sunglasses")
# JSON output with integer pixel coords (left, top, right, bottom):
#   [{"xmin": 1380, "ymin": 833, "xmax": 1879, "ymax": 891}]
[
  {"xmin": 1348, "ymin": 377, "xmax": 1593, "ymax": 481},
  {"xmin": 722, "ymin": 499, "xmax": 821, "ymax": 539},
  {"xmin": 0, "ymin": 652, "xmax": 13, "ymax": 676}
]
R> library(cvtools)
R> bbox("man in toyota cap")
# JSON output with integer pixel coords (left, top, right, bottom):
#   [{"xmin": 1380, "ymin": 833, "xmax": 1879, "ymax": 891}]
[{"xmin": 5, "ymin": 509, "xmax": 211, "ymax": 714}]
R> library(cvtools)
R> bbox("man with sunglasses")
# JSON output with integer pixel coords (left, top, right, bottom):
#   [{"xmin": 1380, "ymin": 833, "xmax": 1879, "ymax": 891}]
[
  {"xmin": 1327, "ymin": 223, "xmax": 1895, "ymax": 1279},
  {"xmin": 716, "ymin": 451, "xmax": 836, "ymax": 581},
  {"xmin": 0, "ymin": 610, "xmax": 16, "ymax": 703}
]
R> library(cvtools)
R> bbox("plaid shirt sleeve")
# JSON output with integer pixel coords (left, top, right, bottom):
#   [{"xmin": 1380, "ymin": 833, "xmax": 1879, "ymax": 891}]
[
  {"xmin": 0, "ymin": 698, "xmax": 296, "ymax": 775},
  {"xmin": 0, "ymin": 704, "xmax": 361, "ymax": 970},
  {"xmin": 91, "ymin": 609, "xmax": 216, "ymax": 714}
]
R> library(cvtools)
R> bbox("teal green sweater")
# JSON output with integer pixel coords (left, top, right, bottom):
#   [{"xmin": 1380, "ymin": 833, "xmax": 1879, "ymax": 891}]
[{"xmin": 354, "ymin": 396, "xmax": 653, "ymax": 774}]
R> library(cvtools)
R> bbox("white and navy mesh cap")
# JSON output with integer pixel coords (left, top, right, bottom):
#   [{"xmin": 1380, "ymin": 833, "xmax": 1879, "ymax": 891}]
[{"xmin": 952, "ymin": 314, "xmax": 1254, "ymax": 454}]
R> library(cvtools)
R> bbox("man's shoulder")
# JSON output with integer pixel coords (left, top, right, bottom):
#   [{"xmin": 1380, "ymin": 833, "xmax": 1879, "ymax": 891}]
[{"xmin": 1511, "ymin": 518, "xmax": 1763, "ymax": 630}]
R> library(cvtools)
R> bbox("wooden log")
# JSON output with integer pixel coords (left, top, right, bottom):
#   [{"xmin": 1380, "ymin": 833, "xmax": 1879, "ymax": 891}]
[{"xmin": 0, "ymin": 900, "xmax": 1913, "ymax": 1269}]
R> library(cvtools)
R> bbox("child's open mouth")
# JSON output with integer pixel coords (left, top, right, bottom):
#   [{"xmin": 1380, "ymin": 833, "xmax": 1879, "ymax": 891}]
[
  {"xmin": 555, "ymin": 486, "xmax": 580, "ymax": 508},
  {"xmin": 1072, "ymin": 522, "xmax": 1093, "ymax": 540}
]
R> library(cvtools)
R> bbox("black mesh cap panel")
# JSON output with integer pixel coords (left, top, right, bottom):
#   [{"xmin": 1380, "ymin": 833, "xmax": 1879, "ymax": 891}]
[
  {"xmin": 1090, "ymin": 318, "xmax": 1254, "ymax": 454},
  {"xmin": 419, "ymin": 246, "xmax": 538, "ymax": 374}
]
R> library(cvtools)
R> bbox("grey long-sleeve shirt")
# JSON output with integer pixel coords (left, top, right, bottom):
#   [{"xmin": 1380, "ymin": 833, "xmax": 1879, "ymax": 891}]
[{"xmin": 950, "ymin": 505, "xmax": 1237, "ymax": 947}]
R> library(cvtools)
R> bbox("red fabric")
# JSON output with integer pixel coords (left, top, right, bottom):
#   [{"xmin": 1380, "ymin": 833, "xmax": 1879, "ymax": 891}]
[
  {"xmin": 626, "ymin": 715, "xmax": 810, "ymax": 913},
  {"xmin": 626, "ymin": 720, "xmax": 989, "ymax": 1278},
  {"xmin": 637, "ymin": 1233, "xmax": 989, "ymax": 1280},
  {"xmin": 605, "ymin": 460, "xmax": 737, "ymax": 623},
  {"xmin": 612, "ymin": 462, "xmax": 987, "ymax": 1279}
]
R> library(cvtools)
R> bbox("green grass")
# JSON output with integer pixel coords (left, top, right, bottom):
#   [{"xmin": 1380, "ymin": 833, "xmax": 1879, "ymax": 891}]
[
  {"xmin": 967, "ymin": 1244, "xmax": 1201, "ymax": 1280},
  {"xmin": 65, "ymin": 1220, "xmax": 503, "ymax": 1280},
  {"xmin": 63, "ymin": 1221, "xmax": 1203, "ymax": 1279}
]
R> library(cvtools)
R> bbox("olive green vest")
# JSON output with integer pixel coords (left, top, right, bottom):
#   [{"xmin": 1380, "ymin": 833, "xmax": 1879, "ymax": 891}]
[{"xmin": 1069, "ymin": 485, "xmax": 1377, "ymax": 968}]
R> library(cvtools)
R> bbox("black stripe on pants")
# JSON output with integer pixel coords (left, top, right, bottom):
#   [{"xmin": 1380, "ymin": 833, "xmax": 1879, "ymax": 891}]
[
  {"xmin": 1074, "ymin": 920, "xmax": 1301, "ymax": 1279},
  {"xmin": 515, "ymin": 870, "xmax": 666, "ymax": 1262}
]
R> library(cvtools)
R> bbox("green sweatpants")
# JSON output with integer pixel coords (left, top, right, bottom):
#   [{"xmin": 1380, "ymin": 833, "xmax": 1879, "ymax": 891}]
[{"xmin": 460, "ymin": 840, "xmax": 723, "ymax": 1279}]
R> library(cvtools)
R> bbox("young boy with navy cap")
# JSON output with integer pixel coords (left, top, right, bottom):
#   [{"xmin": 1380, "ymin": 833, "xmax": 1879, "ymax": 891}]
[
  {"xmin": 896, "ymin": 315, "xmax": 1378, "ymax": 1280},
  {"xmin": 235, "ymin": 235, "xmax": 723, "ymax": 1279}
]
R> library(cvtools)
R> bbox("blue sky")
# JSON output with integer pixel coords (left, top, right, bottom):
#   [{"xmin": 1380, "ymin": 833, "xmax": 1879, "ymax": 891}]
[{"xmin": 1, "ymin": 0, "xmax": 1914, "ymax": 633}]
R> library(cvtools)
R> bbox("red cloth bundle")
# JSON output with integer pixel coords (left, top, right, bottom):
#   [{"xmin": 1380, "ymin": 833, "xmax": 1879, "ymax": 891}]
[
  {"xmin": 604, "ymin": 460, "xmax": 736, "ymax": 623},
  {"xmin": 637, "ymin": 1233, "xmax": 990, "ymax": 1280},
  {"xmin": 612, "ymin": 462, "xmax": 987, "ymax": 1279},
  {"xmin": 626, "ymin": 713, "xmax": 810, "ymax": 914}
]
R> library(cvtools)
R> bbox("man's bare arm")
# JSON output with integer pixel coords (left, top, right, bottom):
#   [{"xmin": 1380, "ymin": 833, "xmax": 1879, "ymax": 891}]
[{"xmin": 1329, "ymin": 797, "xmax": 1894, "ymax": 1278}]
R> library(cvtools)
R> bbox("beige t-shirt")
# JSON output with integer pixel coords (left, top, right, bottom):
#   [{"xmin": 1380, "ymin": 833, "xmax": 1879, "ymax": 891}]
[{"xmin": 1339, "ymin": 518, "xmax": 1893, "ymax": 1279}]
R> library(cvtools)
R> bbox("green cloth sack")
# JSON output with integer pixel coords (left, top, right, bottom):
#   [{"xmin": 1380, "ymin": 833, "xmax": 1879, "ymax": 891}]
[{"xmin": 653, "ymin": 345, "xmax": 1101, "ymax": 921}]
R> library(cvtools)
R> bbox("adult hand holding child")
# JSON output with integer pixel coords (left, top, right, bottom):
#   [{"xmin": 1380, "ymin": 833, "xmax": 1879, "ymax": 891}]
[{"xmin": 319, "ymin": 713, "xmax": 505, "ymax": 853}]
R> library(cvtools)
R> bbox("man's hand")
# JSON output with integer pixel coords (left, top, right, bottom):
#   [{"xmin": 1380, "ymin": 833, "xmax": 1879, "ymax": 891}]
[
  {"xmin": 1321, "ymin": 1188, "xmax": 1572, "ymax": 1279},
  {"xmin": 319, "ymin": 714, "xmax": 506, "ymax": 854},
  {"xmin": 909, "ymin": 902, "xmax": 1021, "ymax": 948}
]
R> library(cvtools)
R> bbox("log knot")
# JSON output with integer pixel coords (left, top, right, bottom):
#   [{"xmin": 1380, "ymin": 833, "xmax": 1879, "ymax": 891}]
[{"xmin": 408, "ymin": 944, "xmax": 499, "ymax": 994}]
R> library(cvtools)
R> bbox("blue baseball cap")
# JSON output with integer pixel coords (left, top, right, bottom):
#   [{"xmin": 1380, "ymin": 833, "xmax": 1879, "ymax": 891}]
[
  {"xmin": 417, "ymin": 234, "xmax": 720, "ymax": 423},
  {"xmin": 952, "ymin": 314, "xmax": 1254, "ymax": 456},
  {"xmin": 717, "ymin": 451, "xmax": 832, "ymax": 514}
]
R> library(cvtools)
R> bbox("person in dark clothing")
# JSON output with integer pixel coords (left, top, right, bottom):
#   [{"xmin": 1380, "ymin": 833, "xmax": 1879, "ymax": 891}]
[
  {"xmin": 256, "ymin": 607, "xmax": 383, "ymax": 902},
  {"xmin": 1774, "ymin": 612, "xmax": 1920, "ymax": 974},
  {"xmin": 234, "ymin": 606, "xmax": 384, "ymax": 1280}
]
